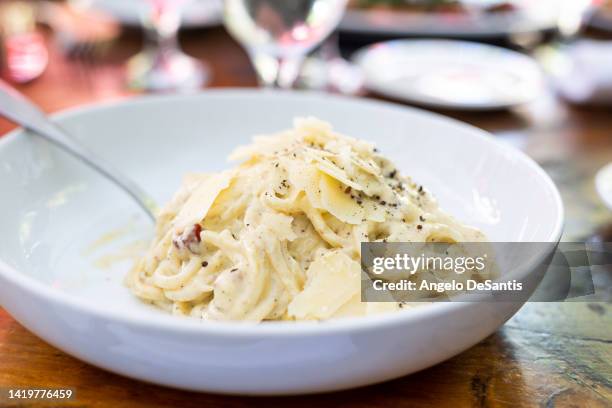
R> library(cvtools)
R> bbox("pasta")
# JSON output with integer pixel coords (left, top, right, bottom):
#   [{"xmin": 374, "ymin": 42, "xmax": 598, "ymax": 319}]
[{"xmin": 125, "ymin": 118, "xmax": 488, "ymax": 321}]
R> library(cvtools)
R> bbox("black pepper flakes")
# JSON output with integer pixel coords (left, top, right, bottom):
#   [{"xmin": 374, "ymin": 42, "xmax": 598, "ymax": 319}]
[
  {"xmin": 202, "ymin": 261, "xmax": 208, "ymax": 267},
  {"xmin": 417, "ymin": 224, "xmax": 423, "ymax": 230}
]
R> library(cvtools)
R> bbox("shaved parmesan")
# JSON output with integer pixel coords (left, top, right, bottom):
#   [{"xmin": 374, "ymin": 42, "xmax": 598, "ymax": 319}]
[
  {"xmin": 319, "ymin": 173, "xmax": 364, "ymax": 225},
  {"xmin": 173, "ymin": 170, "xmax": 234, "ymax": 229},
  {"xmin": 288, "ymin": 251, "xmax": 360, "ymax": 320}
]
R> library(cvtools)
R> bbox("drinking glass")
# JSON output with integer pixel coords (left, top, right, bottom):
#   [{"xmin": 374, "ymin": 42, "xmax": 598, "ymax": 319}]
[
  {"xmin": 127, "ymin": 0, "xmax": 210, "ymax": 91},
  {"xmin": 223, "ymin": 0, "xmax": 348, "ymax": 89}
]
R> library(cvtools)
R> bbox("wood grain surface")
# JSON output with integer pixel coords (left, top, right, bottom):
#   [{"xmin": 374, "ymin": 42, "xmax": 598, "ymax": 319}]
[{"xmin": 0, "ymin": 25, "xmax": 611, "ymax": 408}]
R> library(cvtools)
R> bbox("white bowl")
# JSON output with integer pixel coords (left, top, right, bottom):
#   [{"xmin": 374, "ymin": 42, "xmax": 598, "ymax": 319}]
[{"xmin": 0, "ymin": 90, "xmax": 563, "ymax": 395}]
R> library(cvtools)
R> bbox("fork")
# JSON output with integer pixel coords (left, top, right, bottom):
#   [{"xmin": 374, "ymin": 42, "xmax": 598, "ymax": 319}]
[{"xmin": 0, "ymin": 79, "xmax": 157, "ymax": 221}]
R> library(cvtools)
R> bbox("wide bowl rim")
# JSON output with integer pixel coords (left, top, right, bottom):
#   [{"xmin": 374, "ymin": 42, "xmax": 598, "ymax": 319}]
[{"xmin": 0, "ymin": 88, "xmax": 564, "ymax": 337}]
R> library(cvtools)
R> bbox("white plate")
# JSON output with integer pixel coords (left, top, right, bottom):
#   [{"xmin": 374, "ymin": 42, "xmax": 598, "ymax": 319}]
[
  {"xmin": 0, "ymin": 90, "xmax": 563, "ymax": 395},
  {"xmin": 353, "ymin": 39, "xmax": 545, "ymax": 111},
  {"xmin": 88, "ymin": 0, "xmax": 222, "ymax": 28},
  {"xmin": 595, "ymin": 162, "xmax": 612, "ymax": 211},
  {"xmin": 340, "ymin": 1, "xmax": 560, "ymax": 38}
]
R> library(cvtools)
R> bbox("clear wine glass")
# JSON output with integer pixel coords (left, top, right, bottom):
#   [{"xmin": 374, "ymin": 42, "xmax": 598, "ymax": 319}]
[
  {"xmin": 127, "ymin": 0, "xmax": 210, "ymax": 91},
  {"xmin": 223, "ymin": 0, "xmax": 348, "ymax": 89}
]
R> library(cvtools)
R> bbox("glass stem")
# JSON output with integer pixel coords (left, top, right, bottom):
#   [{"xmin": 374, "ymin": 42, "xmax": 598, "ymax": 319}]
[
  {"xmin": 250, "ymin": 51, "xmax": 304, "ymax": 89},
  {"xmin": 142, "ymin": 0, "xmax": 182, "ymax": 56}
]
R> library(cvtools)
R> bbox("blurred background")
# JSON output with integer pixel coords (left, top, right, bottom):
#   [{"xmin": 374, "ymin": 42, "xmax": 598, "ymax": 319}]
[{"xmin": 0, "ymin": 0, "xmax": 610, "ymax": 244}]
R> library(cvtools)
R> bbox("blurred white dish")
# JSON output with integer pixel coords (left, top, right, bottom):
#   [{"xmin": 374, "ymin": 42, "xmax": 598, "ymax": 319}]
[
  {"xmin": 596, "ymin": 162, "xmax": 612, "ymax": 211},
  {"xmin": 353, "ymin": 39, "xmax": 545, "ymax": 111},
  {"xmin": 341, "ymin": 1, "xmax": 560, "ymax": 37},
  {"xmin": 0, "ymin": 90, "xmax": 563, "ymax": 395},
  {"xmin": 87, "ymin": 0, "xmax": 222, "ymax": 28}
]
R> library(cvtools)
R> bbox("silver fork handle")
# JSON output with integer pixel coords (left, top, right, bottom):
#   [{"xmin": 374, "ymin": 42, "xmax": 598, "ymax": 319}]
[{"xmin": 0, "ymin": 80, "xmax": 156, "ymax": 221}]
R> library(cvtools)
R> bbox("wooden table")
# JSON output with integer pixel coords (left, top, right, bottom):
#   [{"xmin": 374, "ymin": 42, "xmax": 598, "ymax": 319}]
[{"xmin": 0, "ymin": 26, "xmax": 611, "ymax": 408}]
